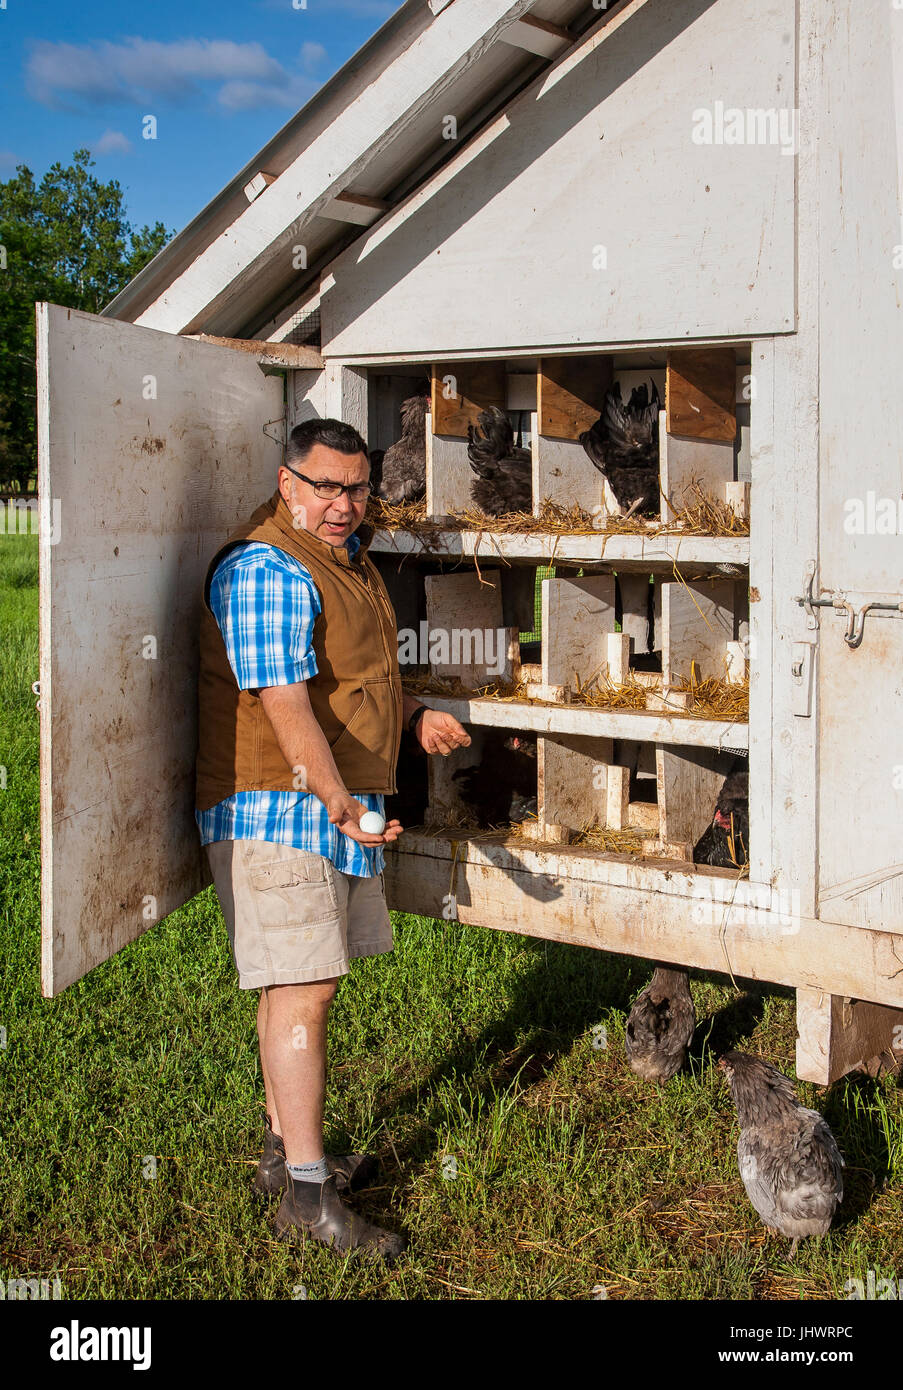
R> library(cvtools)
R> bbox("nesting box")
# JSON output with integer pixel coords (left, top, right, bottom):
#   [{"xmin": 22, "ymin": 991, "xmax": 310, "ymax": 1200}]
[{"xmin": 36, "ymin": 0, "xmax": 903, "ymax": 1087}]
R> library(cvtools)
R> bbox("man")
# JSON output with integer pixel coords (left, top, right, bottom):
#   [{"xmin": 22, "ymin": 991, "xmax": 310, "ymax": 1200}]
[{"xmin": 195, "ymin": 417, "xmax": 470, "ymax": 1259}]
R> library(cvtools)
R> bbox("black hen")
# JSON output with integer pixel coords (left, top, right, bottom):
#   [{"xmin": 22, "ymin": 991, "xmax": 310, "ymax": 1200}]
[
  {"xmin": 693, "ymin": 764, "xmax": 749, "ymax": 867},
  {"xmin": 452, "ymin": 731, "xmax": 537, "ymax": 826},
  {"xmin": 466, "ymin": 407, "xmax": 532, "ymax": 517},
  {"xmin": 718, "ymin": 1052, "xmax": 844, "ymax": 1257},
  {"xmin": 378, "ymin": 394, "xmax": 429, "ymax": 504},
  {"xmin": 625, "ymin": 967, "xmax": 696, "ymax": 1083},
  {"xmin": 368, "ymin": 449, "xmax": 384, "ymax": 498},
  {"xmin": 579, "ymin": 380, "xmax": 661, "ymax": 516}
]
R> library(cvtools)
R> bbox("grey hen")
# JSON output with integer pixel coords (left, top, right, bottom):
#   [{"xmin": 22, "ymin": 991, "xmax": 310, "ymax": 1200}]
[
  {"xmin": 378, "ymin": 394, "xmax": 429, "ymax": 504},
  {"xmin": 625, "ymin": 966, "xmax": 696, "ymax": 1083},
  {"xmin": 718, "ymin": 1051, "xmax": 844, "ymax": 1257},
  {"xmin": 579, "ymin": 381, "xmax": 661, "ymax": 516},
  {"xmin": 466, "ymin": 407, "xmax": 532, "ymax": 517}
]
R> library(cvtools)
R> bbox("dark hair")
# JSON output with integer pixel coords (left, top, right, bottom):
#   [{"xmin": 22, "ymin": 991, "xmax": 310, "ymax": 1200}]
[{"xmin": 285, "ymin": 417, "xmax": 369, "ymax": 468}]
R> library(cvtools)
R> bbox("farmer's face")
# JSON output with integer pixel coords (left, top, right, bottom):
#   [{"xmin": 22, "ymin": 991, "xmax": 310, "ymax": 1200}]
[{"xmin": 278, "ymin": 443, "xmax": 370, "ymax": 547}]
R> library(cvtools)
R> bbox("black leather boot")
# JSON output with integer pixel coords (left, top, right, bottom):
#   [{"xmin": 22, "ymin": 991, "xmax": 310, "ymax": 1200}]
[
  {"xmin": 253, "ymin": 1114, "xmax": 378, "ymax": 1196},
  {"xmin": 274, "ymin": 1171, "xmax": 406, "ymax": 1260}
]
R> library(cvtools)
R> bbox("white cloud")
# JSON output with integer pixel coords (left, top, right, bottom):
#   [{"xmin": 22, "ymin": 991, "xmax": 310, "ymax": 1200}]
[
  {"xmin": 218, "ymin": 78, "xmax": 313, "ymax": 111},
  {"xmin": 93, "ymin": 129, "xmax": 134, "ymax": 156},
  {"xmin": 26, "ymin": 37, "xmax": 294, "ymax": 111},
  {"xmin": 300, "ymin": 41, "xmax": 328, "ymax": 73},
  {"xmin": 0, "ymin": 150, "xmax": 19, "ymax": 172}
]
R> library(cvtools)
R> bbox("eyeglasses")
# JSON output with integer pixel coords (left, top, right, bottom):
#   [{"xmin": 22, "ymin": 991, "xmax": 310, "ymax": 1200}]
[{"xmin": 283, "ymin": 464, "xmax": 372, "ymax": 502}]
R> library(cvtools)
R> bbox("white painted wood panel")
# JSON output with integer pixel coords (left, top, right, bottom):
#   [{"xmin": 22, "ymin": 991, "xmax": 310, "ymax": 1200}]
[
  {"xmin": 322, "ymin": 0, "xmax": 795, "ymax": 356},
  {"xmin": 36, "ymin": 304, "xmax": 284, "ymax": 995},
  {"xmin": 814, "ymin": 3, "xmax": 903, "ymax": 933}
]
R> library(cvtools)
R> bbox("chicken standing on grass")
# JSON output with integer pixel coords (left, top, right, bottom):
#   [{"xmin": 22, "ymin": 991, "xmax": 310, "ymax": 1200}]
[
  {"xmin": 579, "ymin": 380, "xmax": 661, "ymax": 517},
  {"xmin": 718, "ymin": 1051, "xmax": 844, "ymax": 1257},
  {"xmin": 624, "ymin": 966, "xmax": 696, "ymax": 1083},
  {"xmin": 377, "ymin": 393, "xmax": 429, "ymax": 504},
  {"xmin": 466, "ymin": 407, "xmax": 532, "ymax": 517}
]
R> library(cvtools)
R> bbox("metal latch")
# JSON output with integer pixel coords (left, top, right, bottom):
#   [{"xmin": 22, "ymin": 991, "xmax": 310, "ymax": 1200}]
[{"xmin": 795, "ymin": 561, "xmax": 903, "ymax": 649}]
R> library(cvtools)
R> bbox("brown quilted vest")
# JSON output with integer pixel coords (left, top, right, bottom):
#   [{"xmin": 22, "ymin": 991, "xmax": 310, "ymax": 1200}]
[{"xmin": 196, "ymin": 489, "xmax": 402, "ymax": 809}]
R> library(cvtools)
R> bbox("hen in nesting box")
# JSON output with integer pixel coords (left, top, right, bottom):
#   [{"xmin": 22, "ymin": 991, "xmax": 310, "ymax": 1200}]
[
  {"xmin": 466, "ymin": 407, "xmax": 532, "ymax": 517},
  {"xmin": 579, "ymin": 380, "xmax": 661, "ymax": 517},
  {"xmin": 625, "ymin": 967, "xmax": 696, "ymax": 1083},
  {"xmin": 693, "ymin": 763, "xmax": 749, "ymax": 868},
  {"xmin": 718, "ymin": 1051, "xmax": 844, "ymax": 1258},
  {"xmin": 452, "ymin": 731, "xmax": 537, "ymax": 826},
  {"xmin": 377, "ymin": 393, "xmax": 429, "ymax": 504}
]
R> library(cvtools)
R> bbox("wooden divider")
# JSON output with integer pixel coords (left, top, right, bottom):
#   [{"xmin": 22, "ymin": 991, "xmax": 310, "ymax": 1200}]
[
  {"xmin": 650, "ymin": 746, "xmax": 727, "ymax": 860},
  {"xmin": 424, "ymin": 570, "xmax": 517, "ymax": 686},
  {"xmin": 541, "ymin": 574, "xmax": 616, "ymax": 700},
  {"xmin": 666, "ymin": 348, "xmax": 737, "ymax": 441},
  {"xmin": 661, "ymin": 577, "xmax": 736, "ymax": 687}
]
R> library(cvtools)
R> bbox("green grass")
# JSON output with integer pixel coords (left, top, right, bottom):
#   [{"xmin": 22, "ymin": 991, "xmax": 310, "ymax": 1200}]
[{"xmin": 1, "ymin": 534, "xmax": 901, "ymax": 1300}]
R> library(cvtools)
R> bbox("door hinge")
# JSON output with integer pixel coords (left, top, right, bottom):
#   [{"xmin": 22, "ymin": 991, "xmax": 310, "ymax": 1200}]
[{"xmin": 794, "ymin": 560, "xmax": 903, "ymax": 649}]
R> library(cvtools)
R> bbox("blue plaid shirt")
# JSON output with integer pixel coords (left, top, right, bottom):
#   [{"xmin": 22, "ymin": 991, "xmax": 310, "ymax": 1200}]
[{"xmin": 195, "ymin": 534, "xmax": 385, "ymax": 877}]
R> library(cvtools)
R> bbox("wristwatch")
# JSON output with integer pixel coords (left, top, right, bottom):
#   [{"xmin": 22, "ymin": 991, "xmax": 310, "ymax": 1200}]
[{"xmin": 407, "ymin": 704, "xmax": 428, "ymax": 737}]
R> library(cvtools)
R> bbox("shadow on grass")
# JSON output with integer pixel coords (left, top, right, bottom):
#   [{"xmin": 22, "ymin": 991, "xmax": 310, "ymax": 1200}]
[{"xmin": 353, "ymin": 934, "xmax": 769, "ymax": 1181}]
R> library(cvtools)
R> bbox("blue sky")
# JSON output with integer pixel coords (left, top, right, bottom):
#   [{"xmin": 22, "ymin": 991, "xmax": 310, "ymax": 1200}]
[{"xmin": 0, "ymin": 0, "xmax": 402, "ymax": 237}]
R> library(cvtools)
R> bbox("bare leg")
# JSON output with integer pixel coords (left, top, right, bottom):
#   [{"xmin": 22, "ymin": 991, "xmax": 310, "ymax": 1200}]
[
  {"xmin": 260, "ymin": 979, "xmax": 338, "ymax": 1164},
  {"xmin": 257, "ymin": 988, "xmax": 279, "ymax": 1135}
]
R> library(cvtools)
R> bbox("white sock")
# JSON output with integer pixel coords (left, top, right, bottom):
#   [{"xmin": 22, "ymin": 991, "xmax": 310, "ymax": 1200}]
[{"xmin": 285, "ymin": 1157, "xmax": 329, "ymax": 1184}]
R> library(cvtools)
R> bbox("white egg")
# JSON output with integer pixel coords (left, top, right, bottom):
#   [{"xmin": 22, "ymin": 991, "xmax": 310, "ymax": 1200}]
[{"xmin": 358, "ymin": 811, "xmax": 386, "ymax": 835}]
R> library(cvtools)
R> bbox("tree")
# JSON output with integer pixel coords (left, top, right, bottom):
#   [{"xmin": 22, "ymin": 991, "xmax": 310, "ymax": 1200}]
[{"xmin": 0, "ymin": 149, "xmax": 172, "ymax": 493}]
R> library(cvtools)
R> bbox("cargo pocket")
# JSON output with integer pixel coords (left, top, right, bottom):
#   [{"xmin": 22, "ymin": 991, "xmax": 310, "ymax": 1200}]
[{"xmin": 245, "ymin": 850, "xmax": 339, "ymax": 930}]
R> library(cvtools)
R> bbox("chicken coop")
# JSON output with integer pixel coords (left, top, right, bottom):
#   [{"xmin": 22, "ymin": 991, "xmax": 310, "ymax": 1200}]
[{"xmin": 36, "ymin": 0, "xmax": 903, "ymax": 1087}]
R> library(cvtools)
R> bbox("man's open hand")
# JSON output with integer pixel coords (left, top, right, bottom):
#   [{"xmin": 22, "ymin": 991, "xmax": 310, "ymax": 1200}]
[
  {"xmin": 415, "ymin": 709, "xmax": 471, "ymax": 756},
  {"xmin": 326, "ymin": 791, "xmax": 403, "ymax": 845}
]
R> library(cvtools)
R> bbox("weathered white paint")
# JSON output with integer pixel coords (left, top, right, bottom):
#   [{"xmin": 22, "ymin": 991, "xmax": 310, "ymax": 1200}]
[
  {"xmin": 367, "ymin": 526, "xmax": 749, "ymax": 572},
  {"xmin": 814, "ymin": 2, "xmax": 903, "ymax": 934},
  {"xmin": 36, "ymin": 304, "xmax": 283, "ymax": 995},
  {"xmin": 288, "ymin": 368, "xmax": 327, "ymax": 432},
  {"xmin": 321, "ymin": 0, "xmax": 795, "ymax": 356}
]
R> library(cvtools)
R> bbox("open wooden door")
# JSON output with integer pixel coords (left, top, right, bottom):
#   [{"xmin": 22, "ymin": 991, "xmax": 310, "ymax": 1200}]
[{"xmin": 36, "ymin": 303, "xmax": 285, "ymax": 995}]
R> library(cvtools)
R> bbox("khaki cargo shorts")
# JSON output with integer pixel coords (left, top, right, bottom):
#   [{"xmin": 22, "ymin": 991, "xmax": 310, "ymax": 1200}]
[{"xmin": 204, "ymin": 838, "xmax": 394, "ymax": 990}]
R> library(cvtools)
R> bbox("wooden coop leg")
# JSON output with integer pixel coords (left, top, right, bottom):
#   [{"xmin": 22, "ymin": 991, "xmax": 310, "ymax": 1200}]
[{"xmin": 795, "ymin": 988, "xmax": 903, "ymax": 1085}]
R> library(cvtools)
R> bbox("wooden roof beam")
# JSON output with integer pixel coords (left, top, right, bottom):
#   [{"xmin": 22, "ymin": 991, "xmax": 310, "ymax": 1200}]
[
  {"xmin": 500, "ymin": 14, "xmax": 573, "ymax": 60},
  {"xmin": 320, "ymin": 192, "xmax": 392, "ymax": 227},
  {"xmin": 183, "ymin": 333, "xmax": 324, "ymax": 370}
]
